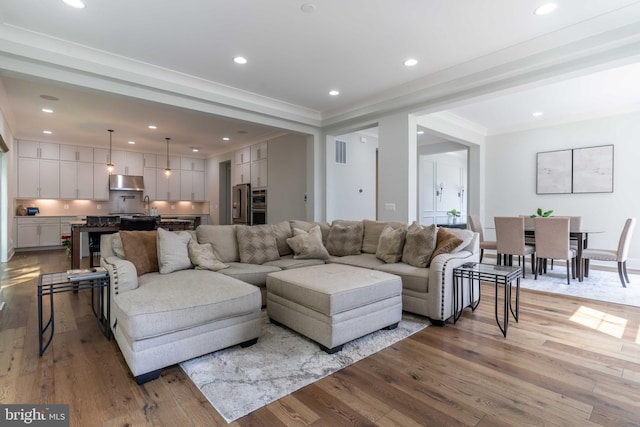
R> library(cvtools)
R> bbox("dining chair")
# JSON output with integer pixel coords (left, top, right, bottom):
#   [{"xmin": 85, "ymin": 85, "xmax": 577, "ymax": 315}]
[
  {"xmin": 468, "ymin": 214, "xmax": 497, "ymax": 263},
  {"xmin": 519, "ymin": 215, "xmax": 536, "ymax": 247},
  {"xmin": 582, "ymin": 218, "xmax": 636, "ymax": 287},
  {"xmin": 533, "ymin": 217, "xmax": 576, "ymax": 285},
  {"xmin": 495, "ymin": 217, "xmax": 535, "ymax": 277}
]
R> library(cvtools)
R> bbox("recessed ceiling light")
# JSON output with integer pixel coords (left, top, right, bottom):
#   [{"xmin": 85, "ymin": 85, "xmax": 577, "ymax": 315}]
[
  {"xmin": 329, "ymin": 90, "xmax": 340, "ymax": 96},
  {"xmin": 148, "ymin": 125, "xmax": 157, "ymax": 130},
  {"xmin": 128, "ymin": 141, "xmax": 136, "ymax": 145},
  {"xmin": 417, "ymin": 130, "xmax": 425, "ymax": 135},
  {"xmin": 233, "ymin": 56, "xmax": 248, "ymax": 65},
  {"xmin": 532, "ymin": 111, "xmax": 543, "ymax": 117},
  {"xmin": 223, "ymin": 137, "xmax": 230, "ymax": 141},
  {"xmin": 43, "ymin": 130, "xmax": 52, "ymax": 134},
  {"xmin": 534, "ymin": 3, "xmax": 557, "ymax": 16},
  {"xmin": 191, "ymin": 148, "xmax": 199, "ymax": 153},
  {"xmin": 41, "ymin": 108, "xmax": 54, "ymax": 113},
  {"xmin": 62, "ymin": 0, "xmax": 86, "ymax": 9},
  {"xmin": 404, "ymin": 58, "xmax": 418, "ymax": 67}
]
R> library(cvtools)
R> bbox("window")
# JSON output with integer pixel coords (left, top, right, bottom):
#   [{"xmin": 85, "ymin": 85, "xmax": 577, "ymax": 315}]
[{"xmin": 335, "ymin": 140, "xmax": 347, "ymax": 164}]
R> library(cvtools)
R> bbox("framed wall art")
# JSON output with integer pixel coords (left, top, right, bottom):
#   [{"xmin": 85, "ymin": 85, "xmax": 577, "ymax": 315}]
[
  {"xmin": 536, "ymin": 149, "xmax": 572, "ymax": 194},
  {"xmin": 572, "ymin": 145, "xmax": 614, "ymax": 193}
]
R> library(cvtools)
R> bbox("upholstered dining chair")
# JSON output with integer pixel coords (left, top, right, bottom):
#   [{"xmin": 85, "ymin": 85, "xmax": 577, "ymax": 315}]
[
  {"xmin": 582, "ymin": 217, "xmax": 636, "ymax": 287},
  {"xmin": 495, "ymin": 217, "xmax": 536, "ymax": 277},
  {"xmin": 533, "ymin": 217, "xmax": 576, "ymax": 285},
  {"xmin": 468, "ymin": 214, "xmax": 497, "ymax": 263}
]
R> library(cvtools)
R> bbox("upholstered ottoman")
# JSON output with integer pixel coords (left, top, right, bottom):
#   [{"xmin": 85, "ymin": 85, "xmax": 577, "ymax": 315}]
[{"xmin": 266, "ymin": 264, "xmax": 402, "ymax": 353}]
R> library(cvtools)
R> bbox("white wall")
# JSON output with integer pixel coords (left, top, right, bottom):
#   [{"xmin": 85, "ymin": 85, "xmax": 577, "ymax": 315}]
[
  {"xmin": 484, "ymin": 112, "xmax": 640, "ymax": 267},
  {"xmin": 326, "ymin": 132, "xmax": 378, "ymax": 222},
  {"xmin": 0, "ymin": 102, "xmax": 15, "ymax": 262}
]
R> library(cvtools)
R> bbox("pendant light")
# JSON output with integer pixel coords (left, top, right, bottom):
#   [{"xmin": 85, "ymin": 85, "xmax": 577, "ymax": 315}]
[
  {"xmin": 106, "ymin": 129, "xmax": 115, "ymax": 173},
  {"xmin": 164, "ymin": 137, "xmax": 171, "ymax": 176}
]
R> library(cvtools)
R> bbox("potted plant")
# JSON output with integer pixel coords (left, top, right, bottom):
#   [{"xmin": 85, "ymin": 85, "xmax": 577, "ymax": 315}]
[
  {"xmin": 61, "ymin": 235, "xmax": 72, "ymax": 257},
  {"xmin": 447, "ymin": 208, "xmax": 461, "ymax": 224},
  {"xmin": 530, "ymin": 208, "xmax": 553, "ymax": 218}
]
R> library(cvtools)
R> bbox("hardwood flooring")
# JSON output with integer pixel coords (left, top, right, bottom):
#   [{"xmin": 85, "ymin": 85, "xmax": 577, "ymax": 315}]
[{"xmin": 1, "ymin": 250, "xmax": 640, "ymax": 426}]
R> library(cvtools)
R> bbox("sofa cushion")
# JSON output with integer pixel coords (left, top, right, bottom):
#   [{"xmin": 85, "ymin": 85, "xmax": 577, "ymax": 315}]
[
  {"xmin": 112, "ymin": 233, "xmax": 125, "ymax": 258},
  {"xmin": 430, "ymin": 227, "xmax": 464, "ymax": 262},
  {"xmin": 362, "ymin": 220, "xmax": 406, "ymax": 254},
  {"xmin": 263, "ymin": 255, "xmax": 325, "ymax": 270},
  {"xmin": 120, "ymin": 231, "xmax": 159, "ymax": 276},
  {"xmin": 325, "ymin": 220, "xmax": 364, "ymax": 256},
  {"xmin": 328, "ymin": 253, "xmax": 386, "ymax": 269},
  {"xmin": 374, "ymin": 262, "xmax": 430, "ymax": 293},
  {"xmin": 196, "ymin": 225, "xmax": 239, "ymax": 263},
  {"xmin": 236, "ymin": 224, "xmax": 280, "ymax": 265},
  {"xmin": 114, "ymin": 269, "xmax": 261, "ymax": 340},
  {"xmin": 157, "ymin": 228, "xmax": 193, "ymax": 274},
  {"xmin": 446, "ymin": 228, "xmax": 475, "ymax": 253},
  {"xmin": 376, "ymin": 226, "xmax": 407, "ymax": 263},
  {"xmin": 289, "ymin": 220, "xmax": 331, "ymax": 244},
  {"xmin": 286, "ymin": 225, "xmax": 330, "ymax": 260},
  {"xmin": 271, "ymin": 221, "xmax": 293, "ymax": 256},
  {"xmin": 188, "ymin": 240, "xmax": 228, "ymax": 271},
  {"xmin": 402, "ymin": 223, "xmax": 437, "ymax": 268},
  {"xmin": 218, "ymin": 262, "xmax": 282, "ymax": 285}
]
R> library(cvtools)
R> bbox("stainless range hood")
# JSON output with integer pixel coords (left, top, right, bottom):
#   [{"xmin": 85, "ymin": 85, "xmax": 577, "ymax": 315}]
[{"xmin": 109, "ymin": 175, "xmax": 145, "ymax": 191}]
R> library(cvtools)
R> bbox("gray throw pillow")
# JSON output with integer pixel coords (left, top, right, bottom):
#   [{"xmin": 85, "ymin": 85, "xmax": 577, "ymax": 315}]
[
  {"xmin": 188, "ymin": 240, "xmax": 228, "ymax": 271},
  {"xmin": 236, "ymin": 224, "xmax": 280, "ymax": 264},
  {"xmin": 157, "ymin": 228, "xmax": 193, "ymax": 274},
  {"xmin": 402, "ymin": 222, "xmax": 437, "ymax": 267},
  {"xmin": 271, "ymin": 221, "xmax": 293, "ymax": 256},
  {"xmin": 286, "ymin": 225, "xmax": 330, "ymax": 260},
  {"xmin": 325, "ymin": 220, "xmax": 364, "ymax": 256},
  {"xmin": 376, "ymin": 226, "xmax": 407, "ymax": 263}
]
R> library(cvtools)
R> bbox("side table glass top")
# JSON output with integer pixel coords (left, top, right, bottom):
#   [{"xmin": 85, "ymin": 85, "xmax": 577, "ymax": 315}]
[{"xmin": 455, "ymin": 262, "xmax": 521, "ymax": 279}]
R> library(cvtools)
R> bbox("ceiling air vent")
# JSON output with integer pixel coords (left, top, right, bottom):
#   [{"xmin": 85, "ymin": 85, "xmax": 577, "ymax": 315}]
[{"xmin": 335, "ymin": 140, "xmax": 347, "ymax": 164}]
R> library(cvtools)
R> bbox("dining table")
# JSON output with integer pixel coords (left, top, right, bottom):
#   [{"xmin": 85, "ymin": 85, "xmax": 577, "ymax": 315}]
[{"xmin": 524, "ymin": 227, "xmax": 604, "ymax": 282}]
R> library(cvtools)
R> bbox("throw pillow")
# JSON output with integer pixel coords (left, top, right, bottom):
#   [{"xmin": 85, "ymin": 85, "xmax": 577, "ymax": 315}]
[
  {"xmin": 156, "ymin": 227, "xmax": 192, "ymax": 274},
  {"xmin": 236, "ymin": 224, "xmax": 281, "ymax": 264},
  {"xmin": 362, "ymin": 219, "xmax": 406, "ymax": 254},
  {"xmin": 447, "ymin": 228, "xmax": 475, "ymax": 253},
  {"xmin": 286, "ymin": 225, "xmax": 330, "ymax": 260},
  {"xmin": 325, "ymin": 220, "xmax": 364, "ymax": 256},
  {"xmin": 112, "ymin": 233, "xmax": 125, "ymax": 258},
  {"xmin": 289, "ymin": 220, "xmax": 331, "ymax": 243},
  {"xmin": 376, "ymin": 226, "xmax": 407, "ymax": 263},
  {"xmin": 188, "ymin": 240, "xmax": 228, "ymax": 271},
  {"xmin": 430, "ymin": 227, "xmax": 464, "ymax": 262},
  {"xmin": 119, "ymin": 230, "xmax": 158, "ymax": 276},
  {"xmin": 402, "ymin": 223, "xmax": 437, "ymax": 268},
  {"xmin": 271, "ymin": 221, "xmax": 293, "ymax": 256}
]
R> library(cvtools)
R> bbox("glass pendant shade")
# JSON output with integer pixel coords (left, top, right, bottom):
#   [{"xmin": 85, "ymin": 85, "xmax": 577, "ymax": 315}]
[
  {"xmin": 164, "ymin": 137, "xmax": 171, "ymax": 176},
  {"xmin": 106, "ymin": 129, "xmax": 115, "ymax": 173}
]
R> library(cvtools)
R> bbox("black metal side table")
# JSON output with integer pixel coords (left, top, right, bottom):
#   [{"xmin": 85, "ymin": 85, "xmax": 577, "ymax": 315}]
[
  {"xmin": 38, "ymin": 271, "xmax": 110, "ymax": 356},
  {"xmin": 453, "ymin": 262, "xmax": 521, "ymax": 337}
]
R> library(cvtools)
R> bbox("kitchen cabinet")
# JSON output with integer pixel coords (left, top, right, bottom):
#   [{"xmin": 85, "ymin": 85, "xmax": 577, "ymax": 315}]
[
  {"xmin": 251, "ymin": 142, "xmax": 268, "ymax": 162},
  {"xmin": 94, "ymin": 148, "xmax": 109, "ymax": 164},
  {"xmin": 234, "ymin": 147, "xmax": 251, "ymax": 165},
  {"xmin": 16, "ymin": 217, "xmax": 61, "ymax": 248},
  {"xmin": 156, "ymin": 169, "xmax": 181, "ymax": 201},
  {"xmin": 143, "ymin": 153, "xmax": 157, "ymax": 168},
  {"xmin": 180, "ymin": 170, "xmax": 205, "ymax": 201},
  {"xmin": 233, "ymin": 162, "xmax": 250, "ymax": 186},
  {"xmin": 93, "ymin": 164, "xmax": 110, "ymax": 200},
  {"xmin": 19, "ymin": 141, "xmax": 59, "ymax": 160},
  {"xmin": 143, "ymin": 167, "xmax": 157, "ymax": 200},
  {"xmin": 181, "ymin": 157, "xmax": 205, "ymax": 171},
  {"xmin": 18, "ymin": 157, "xmax": 60, "ymax": 198},
  {"xmin": 60, "ymin": 144, "xmax": 93, "ymax": 162},
  {"xmin": 251, "ymin": 159, "xmax": 267, "ymax": 188},
  {"xmin": 111, "ymin": 150, "xmax": 144, "ymax": 176},
  {"xmin": 157, "ymin": 155, "xmax": 181, "ymax": 171},
  {"xmin": 60, "ymin": 161, "xmax": 94, "ymax": 199}
]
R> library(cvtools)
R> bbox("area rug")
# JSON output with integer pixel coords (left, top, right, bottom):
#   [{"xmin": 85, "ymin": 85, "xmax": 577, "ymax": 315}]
[
  {"xmin": 180, "ymin": 312, "xmax": 429, "ymax": 423},
  {"xmin": 518, "ymin": 268, "xmax": 640, "ymax": 307}
]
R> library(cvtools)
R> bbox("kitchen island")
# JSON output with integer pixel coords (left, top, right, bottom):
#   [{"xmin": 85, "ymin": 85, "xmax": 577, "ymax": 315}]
[{"xmin": 69, "ymin": 218, "xmax": 191, "ymax": 269}]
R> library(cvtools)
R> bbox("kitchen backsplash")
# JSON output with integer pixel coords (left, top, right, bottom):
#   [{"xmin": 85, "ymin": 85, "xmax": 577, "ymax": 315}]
[{"xmin": 15, "ymin": 191, "xmax": 210, "ymax": 217}]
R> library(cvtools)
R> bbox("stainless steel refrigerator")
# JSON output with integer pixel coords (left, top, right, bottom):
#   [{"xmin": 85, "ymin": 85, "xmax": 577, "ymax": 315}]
[{"xmin": 232, "ymin": 183, "xmax": 251, "ymax": 224}]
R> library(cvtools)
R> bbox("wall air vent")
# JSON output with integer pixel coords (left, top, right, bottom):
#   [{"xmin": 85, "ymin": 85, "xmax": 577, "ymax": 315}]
[{"xmin": 335, "ymin": 140, "xmax": 347, "ymax": 164}]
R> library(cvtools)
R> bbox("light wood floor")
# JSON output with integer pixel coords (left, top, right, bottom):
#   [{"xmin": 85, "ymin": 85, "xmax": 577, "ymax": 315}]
[{"xmin": 2, "ymin": 250, "xmax": 640, "ymax": 426}]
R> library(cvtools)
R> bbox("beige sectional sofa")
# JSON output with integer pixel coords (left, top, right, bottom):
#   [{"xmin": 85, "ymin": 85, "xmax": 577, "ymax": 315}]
[{"xmin": 100, "ymin": 219, "xmax": 479, "ymax": 384}]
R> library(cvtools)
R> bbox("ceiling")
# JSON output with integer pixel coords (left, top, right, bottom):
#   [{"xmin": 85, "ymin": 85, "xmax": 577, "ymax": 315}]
[{"xmin": 1, "ymin": 0, "xmax": 640, "ymax": 156}]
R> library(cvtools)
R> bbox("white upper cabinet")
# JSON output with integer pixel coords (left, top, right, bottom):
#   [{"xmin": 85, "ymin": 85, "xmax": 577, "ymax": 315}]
[
  {"xmin": 180, "ymin": 170, "xmax": 205, "ymax": 201},
  {"xmin": 60, "ymin": 144, "xmax": 93, "ymax": 162},
  {"xmin": 235, "ymin": 147, "xmax": 250, "ymax": 165},
  {"xmin": 93, "ymin": 164, "xmax": 109, "ymax": 200},
  {"xmin": 143, "ymin": 167, "xmax": 157, "ymax": 200},
  {"xmin": 111, "ymin": 150, "xmax": 144, "ymax": 175},
  {"xmin": 60, "ymin": 161, "xmax": 93, "ymax": 199},
  {"xmin": 18, "ymin": 157, "xmax": 59, "ymax": 198},
  {"xmin": 94, "ymin": 148, "xmax": 110, "ymax": 164},
  {"xmin": 251, "ymin": 142, "xmax": 268, "ymax": 162},
  {"xmin": 19, "ymin": 141, "xmax": 59, "ymax": 160},
  {"xmin": 143, "ymin": 153, "xmax": 157, "ymax": 168},
  {"xmin": 180, "ymin": 157, "xmax": 205, "ymax": 171},
  {"xmin": 157, "ymin": 155, "xmax": 181, "ymax": 171}
]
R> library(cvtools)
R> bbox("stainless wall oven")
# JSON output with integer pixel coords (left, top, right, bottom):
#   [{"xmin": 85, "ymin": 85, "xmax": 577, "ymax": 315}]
[{"xmin": 251, "ymin": 189, "xmax": 267, "ymax": 225}]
